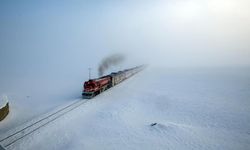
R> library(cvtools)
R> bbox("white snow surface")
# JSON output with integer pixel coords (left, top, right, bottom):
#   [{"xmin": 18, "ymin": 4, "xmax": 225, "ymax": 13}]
[
  {"xmin": 0, "ymin": 96, "xmax": 8, "ymax": 109},
  {"xmin": 1, "ymin": 67, "xmax": 250, "ymax": 150}
]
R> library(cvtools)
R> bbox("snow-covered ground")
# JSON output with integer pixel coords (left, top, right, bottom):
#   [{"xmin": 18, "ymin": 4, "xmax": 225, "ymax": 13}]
[
  {"xmin": 1, "ymin": 67, "xmax": 250, "ymax": 150},
  {"xmin": 0, "ymin": 96, "xmax": 8, "ymax": 110},
  {"xmin": 0, "ymin": 72, "xmax": 85, "ymax": 134}
]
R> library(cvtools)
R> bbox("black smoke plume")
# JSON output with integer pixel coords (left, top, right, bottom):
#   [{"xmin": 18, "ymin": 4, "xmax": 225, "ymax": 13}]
[{"xmin": 98, "ymin": 54, "xmax": 125, "ymax": 76}]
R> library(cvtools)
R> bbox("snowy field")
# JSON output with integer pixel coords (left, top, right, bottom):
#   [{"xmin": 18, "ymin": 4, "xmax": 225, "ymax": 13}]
[
  {"xmin": 1, "ymin": 0, "xmax": 250, "ymax": 149},
  {"xmin": 1, "ymin": 67, "xmax": 250, "ymax": 150}
]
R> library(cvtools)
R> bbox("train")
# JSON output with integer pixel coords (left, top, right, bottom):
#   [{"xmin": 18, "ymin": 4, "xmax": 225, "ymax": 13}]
[{"xmin": 82, "ymin": 65, "xmax": 145, "ymax": 99}]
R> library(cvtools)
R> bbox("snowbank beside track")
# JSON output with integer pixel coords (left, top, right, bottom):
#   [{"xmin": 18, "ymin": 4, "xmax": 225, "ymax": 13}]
[{"xmin": 0, "ymin": 96, "xmax": 9, "ymax": 121}]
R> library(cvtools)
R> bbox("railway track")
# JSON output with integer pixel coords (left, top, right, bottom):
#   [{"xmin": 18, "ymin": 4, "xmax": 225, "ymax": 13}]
[{"xmin": 0, "ymin": 99, "xmax": 89, "ymax": 149}]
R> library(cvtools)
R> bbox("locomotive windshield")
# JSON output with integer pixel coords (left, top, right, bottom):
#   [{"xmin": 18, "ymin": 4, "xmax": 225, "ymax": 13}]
[{"xmin": 84, "ymin": 82, "xmax": 95, "ymax": 88}]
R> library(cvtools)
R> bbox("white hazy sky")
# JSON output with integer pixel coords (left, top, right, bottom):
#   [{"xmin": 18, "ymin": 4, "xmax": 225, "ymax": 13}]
[{"xmin": 0, "ymin": 0, "xmax": 250, "ymax": 77}]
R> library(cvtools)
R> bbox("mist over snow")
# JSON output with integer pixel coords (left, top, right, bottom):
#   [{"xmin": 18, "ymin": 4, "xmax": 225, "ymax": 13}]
[
  {"xmin": 0, "ymin": 0, "xmax": 250, "ymax": 73},
  {"xmin": 0, "ymin": 0, "xmax": 250, "ymax": 150}
]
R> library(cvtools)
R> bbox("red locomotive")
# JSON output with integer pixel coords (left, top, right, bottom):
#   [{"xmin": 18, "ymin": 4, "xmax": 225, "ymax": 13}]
[{"xmin": 83, "ymin": 76, "xmax": 111, "ymax": 97}]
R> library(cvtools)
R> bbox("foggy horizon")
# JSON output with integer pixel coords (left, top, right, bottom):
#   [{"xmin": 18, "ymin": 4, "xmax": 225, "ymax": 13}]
[{"xmin": 0, "ymin": 0, "xmax": 250, "ymax": 77}]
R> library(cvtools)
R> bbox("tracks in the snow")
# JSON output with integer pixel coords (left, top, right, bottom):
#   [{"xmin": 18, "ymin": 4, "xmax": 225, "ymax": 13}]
[{"xmin": 0, "ymin": 99, "xmax": 88, "ymax": 149}]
